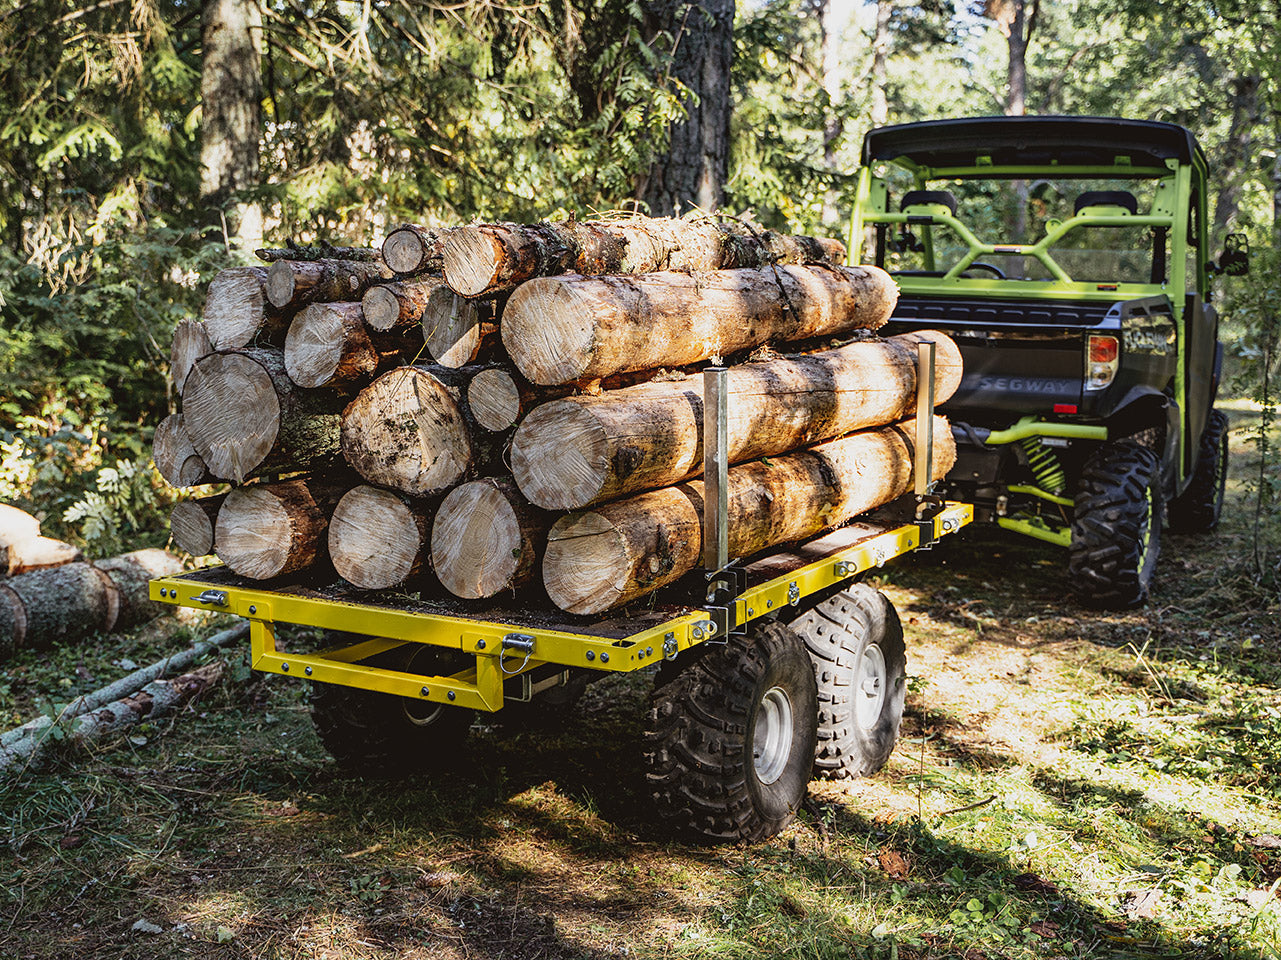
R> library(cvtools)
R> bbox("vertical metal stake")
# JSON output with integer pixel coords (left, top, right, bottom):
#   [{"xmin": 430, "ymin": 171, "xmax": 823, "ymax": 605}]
[
  {"xmin": 703, "ymin": 366, "xmax": 729, "ymax": 572},
  {"xmin": 915, "ymin": 341, "xmax": 936, "ymax": 497}
]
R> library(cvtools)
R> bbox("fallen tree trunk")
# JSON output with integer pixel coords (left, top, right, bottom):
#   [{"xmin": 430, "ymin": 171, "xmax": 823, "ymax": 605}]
[
  {"xmin": 0, "ymin": 505, "xmax": 40, "ymax": 546},
  {"xmin": 441, "ymin": 217, "xmax": 847, "ymax": 297},
  {"xmin": 214, "ymin": 478, "xmax": 343, "ymax": 579},
  {"xmin": 431, "ymin": 478, "xmax": 551, "ymax": 599},
  {"xmin": 202, "ymin": 266, "xmax": 291, "ymax": 350},
  {"xmin": 169, "ymin": 495, "xmax": 227, "ymax": 557},
  {"xmin": 340, "ymin": 364, "xmax": 506, "ymax": 496},
  {"xmin": 501, "ymin": 264, "xmax": 897, "ymax": 385},
  {"xmin": 0, "ymin": 562, "xmax": 118, "ymax": 659},
  {"xmin": 171, "ymin": 320, "xmax": 214, "ymax": 395},
  {"xmin": 94, "ymin": 549, "xmax": 183, "ymax": 632},
  {"xmin": 381, "ymin": 225, "xmax": 445, "ymax": 275},
  {"xmin": 266, "ymin": 258, "xmax": 387, "ymax": 311},
  {"xmin": 284, "ymin": 302, "xmax": 409, "ymax": 390},
  {"xmin": 153, "ymin": 414, "xmax": 214, "ymax": 488},
  {"xmin": 513, "ymin": 331, "xmax": 961, "ymax": 510},
  {"xmin": 542, "ymin": 417, "xmax": 956, "ymax": 614},
  {"xmin": 0, "ymin": 536, "xmax": 82, "ymax": 577},
  {"xmin": 255, "ymin": 245, "xmax": 380, "ymax": 263},
  {"xmin": 328, "ymin": 485, "xmax": 435, "ymax": 589},
  {"xmin": 182, "ymin": 347, "xmax": 343, "ymax": 484}
]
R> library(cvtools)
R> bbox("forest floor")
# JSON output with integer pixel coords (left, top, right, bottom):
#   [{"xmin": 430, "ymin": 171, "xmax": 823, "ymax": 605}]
[{"xmin": 2, "ymin": 403, "xmax": 1279, "ymax": 960}]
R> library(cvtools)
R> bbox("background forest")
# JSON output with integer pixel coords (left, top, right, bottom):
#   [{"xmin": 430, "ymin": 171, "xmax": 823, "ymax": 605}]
[{"xmin": 0, "ymin": 0, "xmax": 1278, "ymax": 581}]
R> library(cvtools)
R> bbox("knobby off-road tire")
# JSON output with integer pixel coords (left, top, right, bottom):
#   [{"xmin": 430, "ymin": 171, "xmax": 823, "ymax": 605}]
[
  {"xmin": 309, "ymin": 642, "xmax": 475, "ymax": 776},
  {"xmin": 1169, "ymin": 409, "xmax": 1229, "ymax": 534},
  {"xmin": 1069, "ymin": 441, "xmax": 1163, "ymax": 609},
  {"xmin": 643, "ymin": 622, "xmax": 818, "ymax": 843},
  {"xmin": 790, "ymin": 584, "xmax": 906, "ymax": 779}
]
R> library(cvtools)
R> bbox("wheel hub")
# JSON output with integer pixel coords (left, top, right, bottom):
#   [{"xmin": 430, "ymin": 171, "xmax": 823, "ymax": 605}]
[
  {"xmin": 856, "ymin": 644, "xmax": 888, "ymax": 729},
  {"xmin": 753, "ymin": 686, "xmax": 794, "ymax": 785}
]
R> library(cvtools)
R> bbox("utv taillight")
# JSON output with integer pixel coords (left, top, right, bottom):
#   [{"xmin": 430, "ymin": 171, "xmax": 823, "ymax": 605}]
[{"xmin": 1086, "ymin": 335, "xmax": 1119, "ymax": 390}]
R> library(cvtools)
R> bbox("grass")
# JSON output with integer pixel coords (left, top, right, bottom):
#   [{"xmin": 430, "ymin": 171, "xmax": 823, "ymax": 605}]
[{"xmin": 1, "ymin": 407, "xmax": 1278, "ymax": 959}]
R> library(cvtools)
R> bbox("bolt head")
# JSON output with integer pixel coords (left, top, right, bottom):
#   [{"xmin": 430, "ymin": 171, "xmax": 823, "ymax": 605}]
[
  {"xmin": 305, "ymin": 666, "xmax": 313, "ymax": 676},
  {"xmin": 421, "ymin": 686, "xmax": 430, "ymax": 697},
  {"xmin": 447, "ymin": 690, "xmax": 456, "ymax": 701},
  {"xmin": 281, "ymin": 663, "xmax": 289, "ymax": 672},
  {"xmin": 249, "ymin": 605, "xmax": 257, "ymax": 615},
  {"xmin": 646, "ymin": 647, "xmax": 653, "ymax": 656},
  {"xmin": 586, "ymin": 650, "xmax": 595, "ymax": 661},
  {"xmin": 600, "ymin": 652, "xmax": 610, "ymax": 663},
  {"xmin": 476, "ymin": 639, "xmax": 486, "ymax": 649}
]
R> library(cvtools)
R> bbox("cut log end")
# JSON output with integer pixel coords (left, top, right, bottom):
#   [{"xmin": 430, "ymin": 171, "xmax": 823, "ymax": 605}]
[
  {"xmin": 171, "ymin": 320, "xmax": 214, "ymax": 395},
  {"xmin": 214, "ymin": 482, "xmax": 327, "ymax": 580},
  {"xmin": 423, "ymin": 287, "xmax": 482, "ymax": 367},
  {"xmin": 265, "ymin": 260, "xmax": 298, "ymax": 310},
  {"xmin": 383, "ymin": 227, "xmax": 435, "ymax": 275},
  {"xmin": 441, "ymin": 227, "xmax": 504, "ymax": 296},
  {"xmin": 432, "ymin": 480, "xmax": 537, "ymax": 599},
  {"xmin": 511, "ymin": 401, "xmax": 609, "ymax": 509},
  {"xmin": 467, "ymin": 368, "xmax": 522, "ymax": 432},
  {"xmin": 202, "ymin": 267, "xmax": 272, "ymax": 351},
  {"xmin": 361, "ymin": 285, "xmax": 402, "ymax": 332},
  {"xmin": 543, "ymin": 510, "xmax": 638, "ymax": 615},
  {"xmin": 329, "ymin": 486, "xmax": 429, "ymax": 590},
  {"xmin": 500, "ymin": 278, "xmax": 597, "ymax": 384},
  {"xmin": 284, "ymin": 302, "xmax": 376, "ymax": 389},
  {"xmin": 182, "ymin": 353, "xmax": 282, "ymax": 484},
  {"xmin": 154, "ymin": 414, "xmax": 213, "ymax": 488},
  {"xmin": 170, "ymin": 499, "xmax": 222, "ymax": 557}
]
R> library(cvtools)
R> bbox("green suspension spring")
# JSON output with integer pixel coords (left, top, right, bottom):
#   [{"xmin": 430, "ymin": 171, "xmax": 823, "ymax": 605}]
[{"xmin": 1020, "ymin": 436, "xmax": 1068, "ymax": 495}]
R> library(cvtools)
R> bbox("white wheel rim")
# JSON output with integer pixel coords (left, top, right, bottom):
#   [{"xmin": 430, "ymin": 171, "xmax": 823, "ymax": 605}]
[
  {"xmin": 753, "ymin": 686, "xmax": 794, "ymax": 785},
  {"xmin": 856, "ymin": 644, "xmax": 888, "ymax": 729}
]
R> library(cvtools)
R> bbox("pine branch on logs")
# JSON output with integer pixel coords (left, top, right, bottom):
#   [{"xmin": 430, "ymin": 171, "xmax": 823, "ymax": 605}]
[{"xmin": 255, "ymin": 246, "xmax": 381, "ymax": 262}]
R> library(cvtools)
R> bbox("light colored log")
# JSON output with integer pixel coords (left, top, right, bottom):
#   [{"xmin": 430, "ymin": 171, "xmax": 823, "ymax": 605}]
[
  {"xmin": 467, "ymin": 368, "xmax": 525, "ymax": 432},
  {"xmin": 0, "ymin": 504, "xmax": 40, "ymax": 547},
  {"xmin": 542, "ymin": 417, "xmax": 956, "ymax": 614},
  {"xmin": 214, "ymin": 479, "xmax": 341, "ymax": 580},
  {"xmin": 0, "ymin": 536, "xmax": 82, "ymax": 577},
  {"xmin": 169, "ymin": 496, "xmax": 226, "ymax": 557},
  {"xmin": 266, "ymin": 258, "xmax": 386, "ymax": 310},
  {"xmin": 501, "ymin": 264, "xmax": 897, "ymax": 385},
  {"xmin": 94, "ymin": 549, "xmax": 183, "ymax": 632},
  {"xmin": 202, "ymin": 266, "xmax": 290, "ymax": 350},
  {"xmin": 513, "ymin": 331, "xmax": 961, "ymax": 510},
  {"xmin": 284, "ymin": 302, "xmax": 396, "ymax": 390},
  {"xmin": 170, "ymin": 320, "xmax": 214, "ymax": 395},
  {"xmin": 422, "ymin": 284, "xmax": 501, "ymax": 368},
  {"xmin": 328, "ymin": 485, "xmax": 434, "ymax": 589},
  {"xmin": 0, "ymin": 562, "xmax": 118, "ymax": 658},
  {"xmin": 382, "ymin": 225, "xmax": 444, "ymax": 275},
  {"xmin": 431, "ymin": 478, "xmax": 550, "ymax": 599},
  {"xmin": 362, "ymin": 279, "xmax": 438, "ymax": 333},
  {"xmin": 183, "ymin": 347, "xmax": 342, "ymax": 484},
  {"xmin": 153, "ymin": 414, "xmax": 214, "ymax": 488}
]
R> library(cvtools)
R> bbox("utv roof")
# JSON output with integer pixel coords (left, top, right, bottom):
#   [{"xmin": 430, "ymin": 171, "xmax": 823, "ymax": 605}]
[{"xmin": 862, "ymin": 116, "xmax": 1205, "ymax": 171}]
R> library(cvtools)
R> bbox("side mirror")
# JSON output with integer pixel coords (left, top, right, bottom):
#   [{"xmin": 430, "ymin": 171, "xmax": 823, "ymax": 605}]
[{"xmin": 1214, "ymin": 233, "xmax": 1251, "ymax": 277}]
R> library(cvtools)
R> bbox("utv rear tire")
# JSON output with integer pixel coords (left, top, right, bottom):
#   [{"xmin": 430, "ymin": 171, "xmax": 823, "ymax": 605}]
[
  {"xmin": 309, "ymin": 642, "xmax": 475, "ymax": 775},
  {"xmin": 1169, "ymin": 409, "xmax": 1229, "ymax": 533},
  {"xmin": 790, "ymin": 585, "xmax": 906, "ymax": 779},
  {"xmin": 1069, "ymin": 442, "xmax": 1163, "ymax": 609},
  {"xmin": 643, "ymin": 622, "xmax": 817, "ymax": 843}
]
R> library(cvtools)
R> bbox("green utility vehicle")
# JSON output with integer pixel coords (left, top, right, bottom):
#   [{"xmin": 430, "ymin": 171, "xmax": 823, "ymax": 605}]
[{"xmin": 850, "ymin": 116, "xmax": 1246, "ymax": 608}]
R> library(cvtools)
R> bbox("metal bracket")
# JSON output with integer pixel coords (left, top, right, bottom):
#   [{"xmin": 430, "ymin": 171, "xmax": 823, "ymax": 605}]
[
  {"xmin": 499, "ymin": 633, "xmax": 535, "ymax": 675},
  {"xmin": 662, "ymin": 632, "xmax": 678, "ymax": 661},
  {"xmin": 191, "ymin": 589, "xmax": 228, "ymax": 607},
  {"xmin": 703, "ymin": 366, "xmax": 730, "ymax": 574},
  {"xmin": 704, "ymin": 561, "xmax": 747, "ymax": 606}
]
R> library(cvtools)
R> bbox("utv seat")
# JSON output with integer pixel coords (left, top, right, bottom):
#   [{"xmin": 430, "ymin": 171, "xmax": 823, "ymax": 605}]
[
  {"xmin": 901, "ymin": 190, "xmax": 958, "ymax": 215},
  {"xmin": 1074, "ymin": 190, "xmax": 1138, "ymax": 215}
]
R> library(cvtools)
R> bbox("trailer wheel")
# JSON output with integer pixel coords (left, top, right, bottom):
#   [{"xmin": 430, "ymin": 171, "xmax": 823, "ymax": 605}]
[
  {"xmin": 643, "ymin": 621, "xmax": 817, "ymax": 843},
  {"xmin": 1169, "ymin": 409, "xmax": 1229, "ymax": 533},
  {"xmin": 790, "ymin": 584, "xmax": 906, "ymax": 779},
  {"xmin": 309, "ymin": 642, "xmax": 475, "ymax": 775},
  {"xmin": 1069, "ymin": 441, "xmax": 1163, "ymax": 609}
]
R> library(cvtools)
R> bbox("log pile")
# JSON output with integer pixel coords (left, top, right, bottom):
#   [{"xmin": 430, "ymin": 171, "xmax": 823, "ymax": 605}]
[{"xmin": 157, "ymin": 214, "xmax": 960, "ymax": 615}]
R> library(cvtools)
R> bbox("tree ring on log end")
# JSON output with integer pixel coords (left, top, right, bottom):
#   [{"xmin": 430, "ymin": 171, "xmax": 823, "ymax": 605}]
[
  {"xmin": 441, "ymin": 227, "xmax": 505, "ymax": 296},
  {"xmin": 512, "ymin": 401, "xmax": 609, "ymax": 510},
  {"xmin": 432, "ymin": 481, "xmax": 526, "ymax": 599},
  {"xmin": 183, "ymin": 354, "xmax": 282, "ymax": 483},
  {"xmin": 468, "ymin": 368, "xmax": 522, "ymax": 432},
  {"xmin": 543, "ymin": 511, "xmax": 629, "ymax": 614},
  {"xmin": 215, "ymin": 487, "xmax": 296, "ymax": 579},
  {"xmin": 361, "ymin": 286, "xmax": 401, "ymax": 332},
  {"xmin": 384, "ymin": 229, "xmax": 431, "ymax": 275},
  {"xmin": 285, "ymin": 305, "xmax": 346, "ymax": 388},
  {"xmin": 170, "ymin": 501, "xmax": 216, "ymax": 557},
  {"xmin": 330, "ymin": 486, "xmax": 424, "ymax": 589},
  {"xmin": 501, "ymin": 277, "xmax": 598, "ymax": 385}
]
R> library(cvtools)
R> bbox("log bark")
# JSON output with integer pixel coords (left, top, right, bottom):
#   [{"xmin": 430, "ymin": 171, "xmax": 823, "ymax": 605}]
[
  {"xmin": 340, "ymin": 364, "xmax": 506, "ymax": 497},
  {"xmin": 202, "ymin": 266, "xmax": 290, "ymax": 350},
  {"xmin": 0, "ymin": 562, "xmax": 118, "ymax": 658},
  {"xmin": 328, "ymin": 485, "xmax": 435, "ymax": 590},
  {"xmin": 170, "ymin": 495, "xmax": 227, "ymax": 557},
  {"xmin": 94, "ymin": 549, "xmax": 183, "ymax": 632},
  {"xmin": 513, "ymin": 331, "xmax": 961, "ymax": 510},
  {"xmin": 422, "ymin": 285, "xmax": 502, "ymax": 367},
  {"xmin": 284, "ymin": 302, "xmax": 408, "ymax": 390},
  {"xmin": 0, "ymin": 537, "xmax": 82, "ymax": 577},
  {"xmin": 441, "ymin": 217, "xmax": 847, "ymax": 297},
  {"xmin": 265, "ymin": 258, "xmax": 387, "ymax": 311},
  {"xmin": 183, "ymin": 347, "xmax": 343, "ymax": 484},
  {"xmin": 362, "ymin": 279, "xmax": 438, "ymax": 333},
  {"xmin": 154, "ymin": 414, "xmax": 215, "ymax": 488},
  {"xmin": 501, "ymin": 263, "xmax": 897, "ymax": 385},
  {"xmin": 431, "ymin": 478, "xmax": 551, "ymax": 600},
  {"xmin": 171, "ymin": 320, "xmax": 214, "ymax": 395},
  {"xmin": 0, "ymin": 504, "xmax": 40, "ymax": 546},
  {"xmin": 381, "ymin": 225, "xmax": 445, "ymax": 275},
  {"xmin": 542, "ymin": 417, "xmax": 956, "ymax": 614},
  {"xmin": 255, "ymin": 245, "xmax": 380, "ymax": 263},
  {"xmin": 214, "ymin": 478, "xmax": 342, "ymax": 579}
]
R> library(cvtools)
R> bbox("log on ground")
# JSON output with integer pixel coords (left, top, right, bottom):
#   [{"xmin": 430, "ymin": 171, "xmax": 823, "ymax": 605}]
[
  {"xmin": 154, "ymin": 414, "xmax": 214, "ymax": 487},
  {"xmin": 202, "ymin": 266, "xmax": 290, "ymax": 350},
  {"xmin": 183, "ymin": 347, "xmax": 342, "ymax": 484},
  {"xmin": 0, "ymin": 505, "xmax": 40, "ymax": 547},
  {"xmin": 542, "ymin": 417, "xmax": 956, "ymax": 614},
  {"xmin": 328, "ymin": 485, "xmax": 435, "ymax": 589},
  {"xmin": 94, "ymin": 549, "xmax": 183, "ymax": 631},
  {"xmin": 214, "ymin": 479, "xmax": 343, "ymax": 579},
  {"xmin": 0, "ymin": 537, "xmax": 83, "ymax": 577},
  {"xmin": 266, "ymin": 258, "xmax": 387, "ymax": 311},
  {"xmin": 431, "ymin": 478, "xmax": 550, "ymax": 599},
  {"xmin": 0, "ymin": 562, "xmax": 119, "ymax": 659},
  {"xmin": 513, "ymin": 331, "xmax": 961, "ymax": 509},
  {"xmin": 171, "ymin": 320, "xmax": 214, "ymax": 395},
  {"xmin": 502, "ymin": 263, "xmax": 898, "ymax": 385},
  {"xmin": 170, "ymin": 495, "xmax": 227, "ymax": 557}
]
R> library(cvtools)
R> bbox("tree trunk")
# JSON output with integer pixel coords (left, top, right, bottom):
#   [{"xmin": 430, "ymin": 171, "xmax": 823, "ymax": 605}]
[
  {"xmin": 639, "ymin": 0, "xmax": 735, "ymax": 216},
  {"xmin": 265, "ymin": 259, "xmax": 387, "ymax": 311},
  {"xmin": 870, "ymin": 0, "xmax": 891, "ymax": 128},
  {"xmin": 183, "ymin": 347, "xmax": 343, "ymax": 484},
  {"xmin": 431, "ymin": 478, "xmax": 551, "ymax": 600},
  {"xmin": 284, "ymin": 302, "xmax": 409, "ymax": 390},
  {"xmin": 0, "ymin": 537, "xmax": 82, "ymax": 577},
  {"xmin": 154, "ymin": 414, "xmax": 215, "ymax": 488},
  {"xmin": 819, "ymin": 0, "xmax": 848, "ymax": 227},
  {"xmin": 441, "ymin": 217, "xmax": 845, "ymax": 297},
  {"xmin": 0, "ymin": 562, "xmax": 119, "ymax": 658},
  {"xmin": 361, "ymin": 279, "xmax": 439, "ymax": 333},
  {"xmin": 214, "ymin": 478, "xmax": 343, "ymax": 579},
  {"xmin": 0, "ymin": 505, "xmax": 41, "ymax": 547},
  {"xmin": 381, "ymin": 225, "xmax": 445, "ymax": 275},
  {"xmin": 94, "ymin": 549, "xmax": 183, "ymax": 632},
  {"xmin": 255, "ymin": 246, "xmax": 380, "ymax": 263},
  {"xmin": 328, "ymin": 485, "xmax": 435, "ymax": 590},
  {"xmin": 202, "ymin": 266, "xmax": 290, "ymax": 350},
  {"xmin": 543, "ymin": 417, "xmax": 956, "ymax": 614},
  {"xmin": 170, "ymin": 495, "xmax": 227, "ymax": 557},
  {"xmin": 171, "ymin": 320, "xmax": 214, "ymax": 395},
  {"xmin": 339, "ymin": 364, "xmax": 507, "ymax": 496},
  {"xmin": 513, "ymin": 331, "xmax": 961, "ymax": 509},
  {"xmin": 502, "ymin": 263, "xmax": 897, "ymax": 385},
  {"xmin": 1213, "ymin": 75, "xmax": 1261, "ymax": 237},
  {"xmin": 200, "ymin": 0, "xmax": 264, "ymax": 246}
]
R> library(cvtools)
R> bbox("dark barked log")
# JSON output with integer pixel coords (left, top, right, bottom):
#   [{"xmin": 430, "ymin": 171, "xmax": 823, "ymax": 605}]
[
  {"xmin": 255, "ymin": 245, "xmax": 381, "ymax": 263},
  {"xmin": 94, "ymin": 549, "xmax": 183, "ymax": 632},
  {"xmin": 265, "ymin": 258, "xmax": 388, "ymax": 311},
  {"xmin": 0, "ymin": 562, "xmax": 119, "ymax": 659}
]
